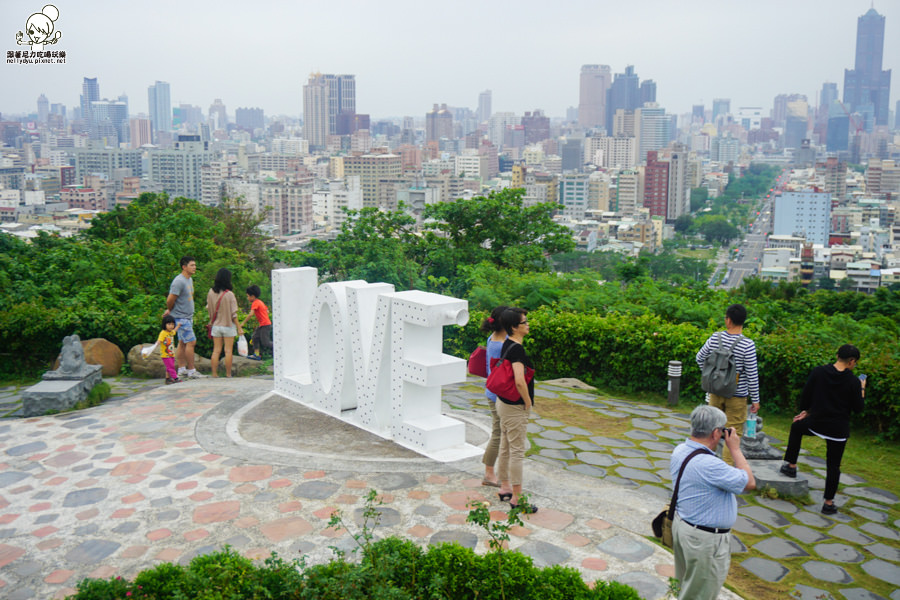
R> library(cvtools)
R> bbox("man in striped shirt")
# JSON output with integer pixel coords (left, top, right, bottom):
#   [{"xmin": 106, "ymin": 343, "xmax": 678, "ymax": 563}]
[{"xmin": 696, "ymin": 303, "xmax": 760, "ymax": 465}]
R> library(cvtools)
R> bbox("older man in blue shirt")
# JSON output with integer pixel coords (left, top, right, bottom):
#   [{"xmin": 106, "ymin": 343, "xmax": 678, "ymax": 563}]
[{"xmin": 670, "ymin": 405, "xmax": 756, "ymax": 600}]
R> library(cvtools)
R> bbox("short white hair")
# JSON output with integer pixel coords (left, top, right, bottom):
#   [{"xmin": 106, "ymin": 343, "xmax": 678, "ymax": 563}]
[{"xmin": 691, "ymin": 405, "xmax": 727, "ymax": 437}]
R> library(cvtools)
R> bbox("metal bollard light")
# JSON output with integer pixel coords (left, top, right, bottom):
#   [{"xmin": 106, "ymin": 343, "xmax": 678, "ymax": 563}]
[{"xmin": 667, "ymin": 360, "xmax": 682, "ymax": 406}]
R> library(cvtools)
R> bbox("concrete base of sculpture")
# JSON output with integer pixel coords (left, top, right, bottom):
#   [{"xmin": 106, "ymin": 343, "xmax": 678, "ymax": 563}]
[
  {"xmin": 22, "ymin": 364, "xmax": 102, "ymax": 417},
  {"xmin": 741, "ymin": 433, "xmax": 784, "ymax": 460},
  {"xmin": 748, "ymin": 459, "xmax": 809, "ymax": 498}
]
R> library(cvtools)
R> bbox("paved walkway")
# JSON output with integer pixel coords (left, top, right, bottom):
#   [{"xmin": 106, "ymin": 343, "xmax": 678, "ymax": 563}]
[{"xmin": 0, "ymin": 375, "xmax": 897, "ymax": 600}]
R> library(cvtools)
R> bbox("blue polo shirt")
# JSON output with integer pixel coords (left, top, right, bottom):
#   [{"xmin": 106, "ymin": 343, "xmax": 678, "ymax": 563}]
[{"xmin": 670, "ymin": 439, "xmax": 748, "ymax": 529}]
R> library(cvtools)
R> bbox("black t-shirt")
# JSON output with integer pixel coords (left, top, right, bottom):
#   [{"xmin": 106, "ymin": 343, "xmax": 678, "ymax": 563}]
[{"xmin": 498, "ymin": 339, "xmax": 535, "ymax": 405}]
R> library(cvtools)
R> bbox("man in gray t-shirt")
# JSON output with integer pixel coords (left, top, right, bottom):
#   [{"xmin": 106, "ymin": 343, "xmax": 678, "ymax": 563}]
[{"xmin": 163, "ymin": 256, "xmax": 204, "ymax": 379}]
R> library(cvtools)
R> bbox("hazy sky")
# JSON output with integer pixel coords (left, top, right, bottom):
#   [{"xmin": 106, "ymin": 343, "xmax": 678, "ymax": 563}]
[{"xmin": 1, "ymin": 0, "xmax": 897, "ymax": 122}]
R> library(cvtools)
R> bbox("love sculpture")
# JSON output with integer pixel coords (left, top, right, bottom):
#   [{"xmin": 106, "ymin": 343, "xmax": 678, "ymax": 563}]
[{"xmin": 272, "ymin": 267, "xmax": 480, "ymax": 460}]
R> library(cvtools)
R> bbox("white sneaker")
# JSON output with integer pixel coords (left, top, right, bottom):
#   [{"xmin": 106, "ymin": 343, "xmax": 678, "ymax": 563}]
[
  {"xmin": 177, "ymin": 367, "xmax": 188, "ymax": 377},
  {"xmin": 187, "ymin": 369, "xmax": 206, "ymax": 379}
]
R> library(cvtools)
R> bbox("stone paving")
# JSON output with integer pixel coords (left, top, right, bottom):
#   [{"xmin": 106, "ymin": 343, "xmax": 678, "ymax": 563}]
[{"xmin": 0, "ymin": 374, "xmax": 896, "ymax": 599}]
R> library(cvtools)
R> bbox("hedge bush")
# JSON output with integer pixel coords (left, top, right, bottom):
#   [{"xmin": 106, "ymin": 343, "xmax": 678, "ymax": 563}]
[
  {"xmin": 66, "ymin": 542, "xmax": 641, "ymax": 600},
  {"xmin": 447, "ymin": 308, "xmax": 899, "ymax": 441}
]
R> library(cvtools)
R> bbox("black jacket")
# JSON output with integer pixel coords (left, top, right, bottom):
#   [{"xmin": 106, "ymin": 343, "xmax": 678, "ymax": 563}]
[{"xmin": 799, "ymin": 364, "xmax": 864, "ymax": 439}]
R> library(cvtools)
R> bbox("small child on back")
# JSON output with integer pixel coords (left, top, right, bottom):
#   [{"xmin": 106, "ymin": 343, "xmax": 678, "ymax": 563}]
[
  {"xmin": 159, "ymin": 315, "xmax": 181, "ymax": 384},
  {"xmin": 239, "ymin": 285, "xmax": 272, "ymax": 360}
]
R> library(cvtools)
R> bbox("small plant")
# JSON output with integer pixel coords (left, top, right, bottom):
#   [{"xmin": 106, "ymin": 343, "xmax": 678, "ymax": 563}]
[
  {"xmin": 667, "ymin": 576, "xmax": 680, "ymax": 599},
  {"xmin": 327, "ymin": 488, "xmax": 383, "ymax": 558},
  {"xmin": 467, "ymin": 493, "xmax": 530, "ymax": 600}
]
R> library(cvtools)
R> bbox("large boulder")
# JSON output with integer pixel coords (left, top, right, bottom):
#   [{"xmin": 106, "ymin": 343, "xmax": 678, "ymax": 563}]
[
  {"xmin": 54, "ymin": 338, "xmax": 124, "ymax": 377},
  {"xmin": 127, "ymin": 344, "xmax": 264, "ymax": 379}
]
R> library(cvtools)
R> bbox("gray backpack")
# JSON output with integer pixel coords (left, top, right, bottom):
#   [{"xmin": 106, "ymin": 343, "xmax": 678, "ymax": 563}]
[{"xmin": 700, "ymin": 332, "xmax": 744, "ymax": 397}]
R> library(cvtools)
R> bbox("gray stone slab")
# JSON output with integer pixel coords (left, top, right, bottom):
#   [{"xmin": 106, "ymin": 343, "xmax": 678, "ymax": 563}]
[
  {"xmin": 624, "ymin": 430, "xmax": 658, "ymax": 441},
  {"xmin": 0, "ymin": 472, "xmax": 29, "ymax": 488},
  {"xmin": 618, "ymin": 458, "xmax": 653, "ymax": 469},
  {"xmin": 538, "ymin": 448, "xmax": 575, "ymax": 461},
  {"xmin": 63, "ymin": 487, "xmax": 109, "ymax": 507},
  {"xmin": 865, "ymin": 542, "xmax": 900, "ymax": 563},
  {"xmin": 730, "ymin": 535, "xmax": 747, "ymax": 554},
  {"xmin": 829, "ymin": 524, "xmax": 875, "ymax": 545},
  {"xmin": 562, "ymin": 426, "xmax": 593, "ymax": 436},
  {"xmin": 840, "ymin": 589, "xmax": 889, "ymax": 600},
  {"xmin": 534, "ymin": 418, "xmax": 565, "ymax": 428},
  {"xmin": 595, "ymin": 409, "xmax": 629, "ymax": 418},
  {"xmin": 538, "ymin": 429, "xmax": 574, "ymax": 441},
  {"xmin": 529, "ymin": 455, "xmax": 567, "ymax": 468},
  {"xmin": 565, "ymin": 463, "xmax": 607, "ymax": 478},
  {"xmin": 570, "ymin": 440, "xmax": 602, "ymax": 451},
  {"xmin": 615, "ymin": 466, "xmax": 661, "ymax": 483},
  {"xmin": 741, "ymin": 557, "xmax": 789, "ymax": 582},
  {"xmin": 860, "ymin": 522, "xmax": 900, "ymax": 541},
  {"xmin": 739, "ymin": 506, "xmax": 790, "ymax": 528},
  {"xmin": 5, "ymin": 441, "xmax": 47, "ymax": 456},
  {"xmin": 795, "ymin": 511, "xmax": 831, "ymax": 528},
  {"xmin": 293, "ymin": 480, "xmax": 340, "ymax": 500},
  {"xmin": 576, "ymin": 452, "xmax": 617, "ymax": 467},
  {"xmin": 615, "ymin": 572, "xmax": 668, "ymax": 600},
  {"xmin": 596, "ymin": 534, "xmax": 654, "ymax": 562},
  {"xmin": 785, "ymin": 525, "xmax": 829, "ymax": 544},
  {"xmin": 753, "ymin": 537, "xmax": 809, "ymax": 558},
  {"xmin": 610, "ymin": 447, "xmax": 648, "ymax": 458},
  {"xmin": 630, "ymin": 418, "xmax": 663, "ymax": 430},
  {"xmin": 429, "ymin": 530, "xmax": 477, "ymax": 549},
  {"xmin": 414, "ymin": 505, "xmax": 440, "ymax": 517},
  {"xmin": 353, "ymin": 506, "xmax": 401, "ymax": 528},
  {"xmin": 517, "ymin": 539, "xmax": 571, "ymax": 568},
  {"xmin": 843, "ymin": 486, "xmax": 899, "ymax": 504},
  {"xmin": 891, "ymin": 589, "xmax": 900, "ymax": 600},
  {"xmin": 532, "ymin": 438, "xmax": 572, "ymax": 450},
  {"xmin": 621, "ymin": 408, "xmax": 663, "ymax": 418},
  {"xmin": 159, "ymin": 461, "xmax": 206, "ymax": 480},
  {"xmin": 814, "ymin": 543, "xmax": 864, "ymax": 563},
  {"xmin": 658, "ymin": 417, "xmax": 690, "ymax": 427},
  {"xmin": 65, "ymin": 539, "xmax": 121, "ymax": 564},
  {"xmin": 640, "ymin": 441, "xmax": 675, "ymax": 452},
  {"xmin": 793, "ymin": 584, "xmax": 833, "ymax": 600},
  {"xmin": 732, "ymin": 516, "xmax": 771, "ymax": 535},
  {"xmin": 656, "ymin": 429, "xmax": 685, "ymax": 440},
  {"xmin": 755, "ymin": 497, "xmax": 799, "ymax": 514},
  {"xmin": 802, "ymin": 560, "xmax": 854, "ymax": 584},
  {"xmin": 638, "ymin": 484, "xmax": 670, "ymax": 501},
  {"xmin": 588, "ymin": 436, "xmax": 635, "ymax": 448}
]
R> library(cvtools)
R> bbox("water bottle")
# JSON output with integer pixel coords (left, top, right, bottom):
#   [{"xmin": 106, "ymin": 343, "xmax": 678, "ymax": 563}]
[{"xmin": 745, "ymin": 407, "xmax": 757, "ymax": 438}]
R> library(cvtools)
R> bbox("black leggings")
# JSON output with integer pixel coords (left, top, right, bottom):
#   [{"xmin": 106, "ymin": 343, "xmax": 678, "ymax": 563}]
[{"xmin": 783, "ymin": 418, "xmax": 846, "ymax": 501}]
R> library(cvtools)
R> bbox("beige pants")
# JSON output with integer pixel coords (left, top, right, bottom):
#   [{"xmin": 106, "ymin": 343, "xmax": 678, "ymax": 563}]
[
  {"xmin": 482, "ymin": 400, "xmax": 501, "ymax": 467},
  {"xmin": 496, "ymin": 400, "xmax": 528, "ymax": 486},
  {"xmin": 673, "ymin": 515, "xmax": 731, "ymax": 600},
  {"xmin": 709, "ymin": 393, "xmax": 747, "ymax": 466}
]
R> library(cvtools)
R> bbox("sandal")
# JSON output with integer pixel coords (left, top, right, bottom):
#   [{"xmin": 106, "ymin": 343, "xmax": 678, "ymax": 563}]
[
  {"xmin": 509, "ymin": 502, "xmax": 538, "ymax": 514},
  {"xmin": 482, "ymin": 479, "xmax": 501, "ymax": 488},
  {"xmin": 498, "ymin": 492, "xmax": 513, "ymax": 502}
]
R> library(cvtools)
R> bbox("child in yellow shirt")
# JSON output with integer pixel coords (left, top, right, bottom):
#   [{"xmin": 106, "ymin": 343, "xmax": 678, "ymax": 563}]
[{"xmin": 159, "ymin": 315, "xmax": 181, "ymax": 384}]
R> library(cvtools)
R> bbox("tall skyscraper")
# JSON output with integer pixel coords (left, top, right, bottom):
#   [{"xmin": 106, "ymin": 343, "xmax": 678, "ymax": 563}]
[
  {"xmin": 637, "ymin": 104, "xmax": 670, "ymax": 163},
  {"xmin": 37, "ymin": 94, "xmax": 49, "ymax": 123},
  {"xmin": 129, "ymin": 117, "xmax": 151, "ymax": 149},
  {"xmin": 303, "ymin": 73, "xmax": 356, "ymax": 151},
  {"xmin": 478, "ymin": 90, "xmax": 492, "ymax": 123},
  {"xmin": 640, "ymin": 80, "xmax": 657, "ymax": 105},
  {"xmin": 712, "ymin": 98, "xmax": 730, "ymax": 123},
  {"xmin": 426, "ymin": 104, "xmax": 453, "ymax": 143},
  {"xmin": 578, "ymin": 65, "xmax": 611, "ymax": 130},
  {"xmin": 80, "ymin": 77, "xmax": 99, "ymax": 124},
  {"xmin": 147, "ymin": 81, "xmax": 172, "ymax": 141},
  {"xmin": 208, "ymin": 99, "xmax": 227, "ymax": 129},
  {"xmin": 843, "ymin": 8, "xmax": 891, "ymax": 128},
  {"xmin": 606, "ymin": 66, "xmax": 641, "ymax": 130}
]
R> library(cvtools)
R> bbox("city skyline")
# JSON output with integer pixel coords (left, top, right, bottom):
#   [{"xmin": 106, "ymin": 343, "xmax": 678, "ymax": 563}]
[{"xmin": 1, "ymin": 0, "xmax": 897, "ymax": 122}]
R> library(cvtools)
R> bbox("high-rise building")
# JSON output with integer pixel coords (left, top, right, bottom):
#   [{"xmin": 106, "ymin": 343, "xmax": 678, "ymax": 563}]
[
  {"xmin": 325, "ymin": 74, "xmax": 355, "ymax": 134},
  {"xmin": 235, "ymin": 107, "xmax": 265, "ymax": 132},
  {"xmin": 208, "ymin": 99, "xmax": 227, "ymax": 129},
  {"xmin": 91, "ymin": 99, "xmax": 129, "ymax": 145},
  {"xmin": 843, "ymin": 8, "xmax": 892, "ymax": 128},
  {"xmin": 578, "ymin": 65, "xmax": 611, "ymax": 130},
  {"xmin": 426, "ymin": 104, "xmax": 453, "ymax": 143},
  {"xmin": 37, "ymin": 94, "xmax": 49, "ymax": 123},
  {"xmin": 558, "ymin": 173, "xmax": 590, "ymax": 220},
  {"xmin": 712, "ymin": 98, "xmax": 730, "ymax": 123},
  {"xmin": 606, "ymin": 66, "xmax": 641, "ymax": 131},
  {"xmin": 303, "ymin": 74, "xmax": 329, "ymax": 150},
  {"xmin": 80, "ymin": 77, "xmax": 100, "ymax": 126},
  {"xmin": 819, "ymin": 83, "xmax": 839, "ymax": 113},
  {"xmin": 772, "ymin": 93, "xmax": 807, "ymax": 127},
  {"xmin": 72, "ymin": 142, "xmax": 143, "ymax": 180},
  {"xmin": 783, "ymin": 99, "xmax": 809, "ymax": 149},
  {"xmin": 147, "ymin": 81, "xmax": 172, "ymax": 141},
  {"xmin": 129, "ymin": 117, "xmax": 151, "ymax": 149},
  {"xmin": 643, "ymin": 151, "xmax": 669, "ymax": 219},
  {"xmin": 773, "ymin": 191, "xmax": 831, "ymax": 246},
  {"xmin": 640, "ymin": 80, "xmax": 657, "ymax": 105},
  {"xmin": 147, "ymin": 134, "xmax": 214, "ymax": 201},
  {"xmin": 342, "ymin": 152, "xmax": 402, "ymax": 208},
  {"xmin": 521, "ymin": 110, "xmax": 550, "ymax": 144},
  {"xmin": 478, "ymin": 90, "xmax": 492, "ymax": 123},
  {"xmin": 638, "ymin": 104, "xmax": 670, "ymax": 163}
]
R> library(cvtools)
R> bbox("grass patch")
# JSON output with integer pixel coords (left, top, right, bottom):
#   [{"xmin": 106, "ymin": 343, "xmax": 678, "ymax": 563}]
[{"xmin": 535, "ymin": 396, "xmax": 631, "ymax": 438}]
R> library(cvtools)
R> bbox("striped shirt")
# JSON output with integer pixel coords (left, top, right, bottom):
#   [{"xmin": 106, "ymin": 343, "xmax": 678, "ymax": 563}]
[
  {"xmin": 696, "ymin": 331, "xmax": 760, "ymax": 404},
  {"xmin": 671, "ymin": 440, "xmax": 748, "ymax": 529}
]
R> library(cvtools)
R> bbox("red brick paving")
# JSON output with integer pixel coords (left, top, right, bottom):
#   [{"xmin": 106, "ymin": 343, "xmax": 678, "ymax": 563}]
[
  {"xmin": 259, "ymin": 516, "xmax": 313, "ymax": 542},
  {"xmin": 193, "ymin": 501, "xmax": 241, "ymax": 524}
]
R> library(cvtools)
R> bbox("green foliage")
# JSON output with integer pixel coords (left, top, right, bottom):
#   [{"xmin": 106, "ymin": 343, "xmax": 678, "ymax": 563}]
[
  {"xmin": 73, "ymin": 381, "xmax": 111, "ymax": 411},
  {"xmin": 0, "ymin": 193, "xmax": 271, "ymax": 378},
  {"xmin": 694, "ymin": 215, "xmax": 741, "ymax": 244},
  {"xmin": 689, "ymin": 187, "xmax": 709, "ymax": 212}
]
